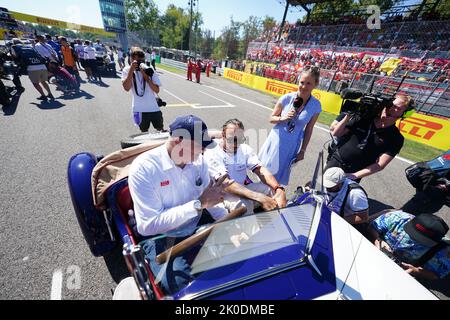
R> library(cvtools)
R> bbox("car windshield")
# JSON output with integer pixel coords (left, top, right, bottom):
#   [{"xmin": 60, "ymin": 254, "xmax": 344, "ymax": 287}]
[{"xmin": 169, "ymin": 202, "xmax": 318, "ymax": 299}]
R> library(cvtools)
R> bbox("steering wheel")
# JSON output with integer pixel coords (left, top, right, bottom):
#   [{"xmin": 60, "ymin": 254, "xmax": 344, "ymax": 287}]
[{"xmin": 155, "ymin": 206, "xmax": 247, "ymax": 264}]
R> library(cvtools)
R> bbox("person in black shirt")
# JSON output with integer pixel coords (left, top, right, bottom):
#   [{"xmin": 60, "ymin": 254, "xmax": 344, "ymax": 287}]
[{"xmin": 327, "ymin": 94, "xmax": 412, "ymax": 181}]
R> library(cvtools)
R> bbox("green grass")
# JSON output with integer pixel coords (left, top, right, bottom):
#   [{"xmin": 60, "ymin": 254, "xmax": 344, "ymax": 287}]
[
  {"xmin": 156, "ymin": 63, "xmax": 186, "ymax": 75},
  {"xmin": 156, "ymin": 63, "xmax": 445, "ymax": 163}
]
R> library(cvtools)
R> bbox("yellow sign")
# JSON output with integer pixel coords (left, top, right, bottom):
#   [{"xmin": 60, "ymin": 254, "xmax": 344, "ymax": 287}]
[
  {"xmin": 10, "ymin": 11, "xmax": 116, "ymax": 38},
  {"xmin": 224, "ymin": 68, "xmax": 450, "ymax": 150}
]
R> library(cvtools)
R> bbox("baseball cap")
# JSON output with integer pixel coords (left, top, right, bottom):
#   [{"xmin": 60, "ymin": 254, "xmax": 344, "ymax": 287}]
[
  {"xmin": 323, "ymin": 167, "xmax": 346, "ymax": 188},
  {"xmin": 404, "ymin": 214, "xmax": 449, "ymax": 247},
  {"xmin": 169, "ymin": 115, "xmax": 213, "ymax": 148}
]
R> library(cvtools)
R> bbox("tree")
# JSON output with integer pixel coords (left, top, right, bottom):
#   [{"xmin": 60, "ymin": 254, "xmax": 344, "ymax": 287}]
[
  {"xmin": 241, "ymin": 16, "xmax": 262, "ymax": 59},
  {"xmin": 159, "ymin": 5, "xmax": 189, "ymax": 49},
  {"xmin": 262, "ymin": 16, "xmax": 277, "ymax": 37},
  {"xmin": 124, "ymin": 0, "xmax": 159, "ymax": 34}
]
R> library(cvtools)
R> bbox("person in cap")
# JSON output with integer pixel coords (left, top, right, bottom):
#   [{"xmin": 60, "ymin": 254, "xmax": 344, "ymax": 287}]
[
  {"xmin": 203, "ymin": 118, "xmax": 287, "ymax": 218},
  {"xmin": 368, "ymin": 211, "xmax": 449, "ymax": 280},
  {"xmin": 128, "ymin": 115, "xmax": 230, "ymax": 294},
  {"xmin": 323, "ymin": 167, "xmax": 369, "ymax": 226}
]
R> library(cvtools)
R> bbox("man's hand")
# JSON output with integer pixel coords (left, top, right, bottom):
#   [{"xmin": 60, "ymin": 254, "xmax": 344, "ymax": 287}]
[
  {"xmin": 141, "ymin": 69, "xmax": 150, "ymax": 82},
  {"xmin": 256, "ymin": 194, "xmax": 278, "ymax": 211},
  {"xmin": 131, "ymin": 60, "xmax": 140, "ymax": 72},
  {"xmin": 199, "ymin": 175, "xmax": 230, "ymax": 209},
  {"xmin": 273, "ymin": 189, "xmax": 287, "ymax": 208}
]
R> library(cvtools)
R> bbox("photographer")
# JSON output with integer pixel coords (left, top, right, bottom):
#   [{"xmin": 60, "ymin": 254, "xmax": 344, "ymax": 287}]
[
  {"xmin": 323, "ymin": 167, "xmax": 369, "ymax": 227},
  {"xmin": 368, "ymin": 210, "xmax": 449, "ymax": 281},
  {"xmin": 122, "ymin": 47, "xmax": 165, "ymax": 133},
  {"xmin": 327, "ymin": 94, "xmax": 413, "ymax": 181}
]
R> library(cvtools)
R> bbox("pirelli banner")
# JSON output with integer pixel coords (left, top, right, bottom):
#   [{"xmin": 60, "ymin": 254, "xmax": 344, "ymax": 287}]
[
  {"xmin": 224, "ymin": 68, "xmax": 450, "ymax": 150},
  {"xmin": 10, "ymin": 11, "xmax": 116, "ymax": 38}
]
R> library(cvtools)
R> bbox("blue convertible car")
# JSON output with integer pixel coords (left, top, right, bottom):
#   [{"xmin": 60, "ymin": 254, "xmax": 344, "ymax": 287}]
[{"xmin": 67, "ymin": 134, "xmax": 437, "ymax": 300}]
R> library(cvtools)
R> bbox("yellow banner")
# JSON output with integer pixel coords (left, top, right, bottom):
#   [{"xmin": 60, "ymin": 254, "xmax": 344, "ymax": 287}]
[
  {"xmin": 224, "ymin": 68, "xmax": 450, "ymax": 150},
  {"xmin": 10, "ymin": 11, "xmax": 116, "ymax": 38},
  {"xmin": 380, "ymin": 58, "xmax": 402, "ymax": 76}
]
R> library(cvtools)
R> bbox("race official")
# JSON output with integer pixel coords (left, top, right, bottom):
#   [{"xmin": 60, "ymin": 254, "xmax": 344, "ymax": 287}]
[
  {"xmin": 327, "ymin": 94, "xmax": 412, "ymax": 181},
  {"xmin": 122, "ymin": 47, "xmax": 165, "ymax": 133},
  {"xmin": 128, "ymin": 115, "xmax": 228, "ymax": 294},
  {"xmin": 203, "ymin": 119, "xmax": 287, "ymax": 217}
]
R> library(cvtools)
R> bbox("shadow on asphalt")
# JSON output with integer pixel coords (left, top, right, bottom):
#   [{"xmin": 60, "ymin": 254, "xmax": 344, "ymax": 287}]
[
  {"xmin": 57, "ymin": 90, "xmax": 95, "ymax": 101},
  {"xmin": 30, "ymin": 99, "xmax": 66, "ymax": 110},
  {"xmin": 103, "ymin": 245, "xmax": 130, "ymax": 284},
  {"xmin": 368, "ymin": 198, "xmax": 395, "ymax": 215},
  {"xmin": 2, "ymin": 89, "xmax": 23, "ymax": 116},
  {"xmin": 419, "ymin": 275, "xmax": 450, "ymax": 299}
]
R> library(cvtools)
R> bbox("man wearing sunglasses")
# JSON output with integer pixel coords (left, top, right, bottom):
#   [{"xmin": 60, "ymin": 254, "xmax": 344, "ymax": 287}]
[
  {"xmin": 327, "ymin": 94, "xmax": 413, "ymax": 181},
  {"xmin": 203, "ymin": 119, "xmax": 287, "ymax": 219},
  {"xmin": 122, "ymin": 47, "xmax": 165, "ymax": 133}
]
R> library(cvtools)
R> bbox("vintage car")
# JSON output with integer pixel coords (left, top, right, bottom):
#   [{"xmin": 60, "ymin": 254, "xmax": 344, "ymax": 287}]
[{"xmin": 67, "ymin": 133, "xmax": 437, "ymax": 300}]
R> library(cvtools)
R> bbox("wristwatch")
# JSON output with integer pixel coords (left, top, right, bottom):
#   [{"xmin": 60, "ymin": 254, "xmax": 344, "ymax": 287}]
[
  {"xmin": 193, "ymin": 200, "xmax": 202, "ymax": 211},
  {"xmin": 274, "ymin": 185, "xmax": 285, "ymax": 192}
]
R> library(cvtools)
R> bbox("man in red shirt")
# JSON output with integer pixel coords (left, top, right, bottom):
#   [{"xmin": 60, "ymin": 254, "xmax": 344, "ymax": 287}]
[{"xmin": 187, "ymin": 57, "xmax": 193, "ymax": 81}]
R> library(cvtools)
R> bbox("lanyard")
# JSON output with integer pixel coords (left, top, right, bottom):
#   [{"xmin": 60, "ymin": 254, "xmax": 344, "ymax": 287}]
[{"xmin": 132, "ymin": 72, "xmax": 146, "ymax": 97}]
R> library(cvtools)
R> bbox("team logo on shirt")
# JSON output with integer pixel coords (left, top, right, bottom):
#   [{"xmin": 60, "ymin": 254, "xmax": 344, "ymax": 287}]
[{"xmin": 160, "ymin": 180, "xmax": 170, "ymax": 187}]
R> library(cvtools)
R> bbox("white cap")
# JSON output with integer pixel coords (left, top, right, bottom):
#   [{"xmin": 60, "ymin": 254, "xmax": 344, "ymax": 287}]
[{"xmin": 323, "ymin": 167, "xmax": 346, "ymax": 188}]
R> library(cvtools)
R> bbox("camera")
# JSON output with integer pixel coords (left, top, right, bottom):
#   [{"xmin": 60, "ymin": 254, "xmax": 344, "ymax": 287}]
[
  {"xmin": 340, "ymin": 89, "xmax": 393, "ymax": 121},
  {"xmin": 139, "ymin": 63, "xmax": 154, "ymax": 77}
]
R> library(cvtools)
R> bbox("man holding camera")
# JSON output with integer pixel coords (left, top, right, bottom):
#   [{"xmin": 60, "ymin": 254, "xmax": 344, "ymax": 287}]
[
  {"xmin": 327, "ymin": 94, "xmax": 412, "ymax": 181},
  {"xmin": 122, "ymin": 47, "xmax": 165, "ymax": 133}
]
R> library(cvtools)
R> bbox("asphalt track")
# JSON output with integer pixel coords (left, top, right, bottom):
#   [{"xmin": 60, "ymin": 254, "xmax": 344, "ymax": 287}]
[{"xmin": 0, "ymin": 66, "xmax": 448, "ymax": 300}]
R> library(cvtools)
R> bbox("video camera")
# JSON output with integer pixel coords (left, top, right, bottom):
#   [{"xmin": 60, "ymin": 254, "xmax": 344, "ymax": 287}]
[
  {"xmin": 340, "ymin": 89, "xmax": 393, "ymax": 121},
  {"xmin": 139, "ymin": 63, "xmax": 154, "ymax": 78}
]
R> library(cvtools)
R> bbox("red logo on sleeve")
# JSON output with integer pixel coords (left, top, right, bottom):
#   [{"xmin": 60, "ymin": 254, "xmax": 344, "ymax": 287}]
[{"xmin": 160, "ymin": 180, "xmax": 170, "ymax": 187}]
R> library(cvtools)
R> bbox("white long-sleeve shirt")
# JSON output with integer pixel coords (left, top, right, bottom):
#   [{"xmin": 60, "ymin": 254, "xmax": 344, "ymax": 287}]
[{"xmin": 128, "ymin": 144, "xmax": 211, "ymax": 237}]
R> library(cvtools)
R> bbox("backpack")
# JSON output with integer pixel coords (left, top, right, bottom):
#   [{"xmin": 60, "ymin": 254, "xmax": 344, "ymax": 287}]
[{"xmin": 339, "ymin": 183, "xmax": 368, "ymax": 217}]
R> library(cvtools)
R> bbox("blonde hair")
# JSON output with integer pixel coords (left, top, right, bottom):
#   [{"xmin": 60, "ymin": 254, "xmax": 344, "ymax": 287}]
[
  {"xmin": 395, "ymin": 93, "xmax": 412, "ymax": 107},
  {"xmin": 301, "ymin": 66, "xmax": 320, "ymax": 84}
]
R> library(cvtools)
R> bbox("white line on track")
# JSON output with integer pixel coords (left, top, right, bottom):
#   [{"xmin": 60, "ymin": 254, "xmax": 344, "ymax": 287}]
[
  {"xmin": 163, "ymin": 89, "xmax": 190, "ymax": 105},
  {"xmin": 50, "ymin": 269, "xmax": 63, "ymax": 300},
  {"xmin": 199, "ymin": 90, "xmax": 233, "ymax": 106},
  {"xmin": 161, "ymin": 68, "xmax": 416, "ymax": 166}
]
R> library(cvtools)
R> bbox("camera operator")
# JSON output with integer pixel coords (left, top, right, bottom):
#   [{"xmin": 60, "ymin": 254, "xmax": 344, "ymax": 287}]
[
  {"xmin": 122, "ymin": 47, "xmax": 165, "ymax": 133},
  {"xmin": 327, "ymin": 94, "xmax": 413, "ymax": 181}
]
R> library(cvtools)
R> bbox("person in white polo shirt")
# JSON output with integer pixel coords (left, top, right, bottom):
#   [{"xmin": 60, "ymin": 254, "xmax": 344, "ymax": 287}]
[
  {"xmin": 323, "ymin": 167, "xmax": 369, "ymax": 226},
  {"xmin": 204, "ymin": 119, "xmax": 287, "ymax": 218},
  {"xmin": 122, "ymin": 47, "xmax": 166, "ymax": 133},
  {"xmin": 128, "ymin": 115, "xmax": 230, "ymax": 294}
]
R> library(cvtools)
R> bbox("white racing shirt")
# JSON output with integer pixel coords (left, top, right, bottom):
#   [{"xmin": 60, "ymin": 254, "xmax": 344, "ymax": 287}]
[
  {"xmin": 203, "ymin": 140, "xmax": 262, "ymax": 184},
  {"xmin": 128, "ymin": 144, "xmax": 210, "ymax": 237},
  {"xmin": 122, "ymin": 66, "xmax": 161, "ymax": 113}
]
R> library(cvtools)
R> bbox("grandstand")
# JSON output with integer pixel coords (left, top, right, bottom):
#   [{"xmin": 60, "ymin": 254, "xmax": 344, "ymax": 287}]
[{"xmin": 241, "ymin": 0, "xmax": 450, "ymax": 118}]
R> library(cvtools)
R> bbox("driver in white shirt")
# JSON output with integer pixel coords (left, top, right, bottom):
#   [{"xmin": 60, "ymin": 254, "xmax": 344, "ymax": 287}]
[{"xmin": 204, "ymin": 119, "xmax": 287, "ymax": 218}]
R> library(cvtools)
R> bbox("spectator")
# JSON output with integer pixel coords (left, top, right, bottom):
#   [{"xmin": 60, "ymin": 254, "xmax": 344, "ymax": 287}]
[
  {"xmin": 11, "ymin": 39, "xmax": 54, "ymax": 101},
  {"xmin": 59, "ymin": 37, "xmax": 81, "ymax": 84},
  {"xmin": 34, "ymin": 35, "xmax": 58, "ymax": 62},
  {"xmin": 117, "ymin": 47, "xmax": 125, "ymax": 71},
  {"xmin": 84, "ymin": 41, "xmax": 100, "ymax": 82}
]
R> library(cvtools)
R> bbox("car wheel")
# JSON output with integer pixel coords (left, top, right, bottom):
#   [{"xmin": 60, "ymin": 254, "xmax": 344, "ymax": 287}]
[{"xmin": 120, "ymin": 131, "xmax": 170, "ymax": 149}]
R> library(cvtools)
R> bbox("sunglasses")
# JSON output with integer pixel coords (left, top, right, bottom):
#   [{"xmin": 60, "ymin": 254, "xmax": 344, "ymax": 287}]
[{"xmin": 225, "ymin": 136, "xmax": 246, "ymax": 145}]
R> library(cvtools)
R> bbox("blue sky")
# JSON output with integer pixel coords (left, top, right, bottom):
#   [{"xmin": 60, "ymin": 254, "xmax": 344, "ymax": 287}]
[{"xmin": 1, "ymin": 0, "xmax": 305, "ymax": 36}]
